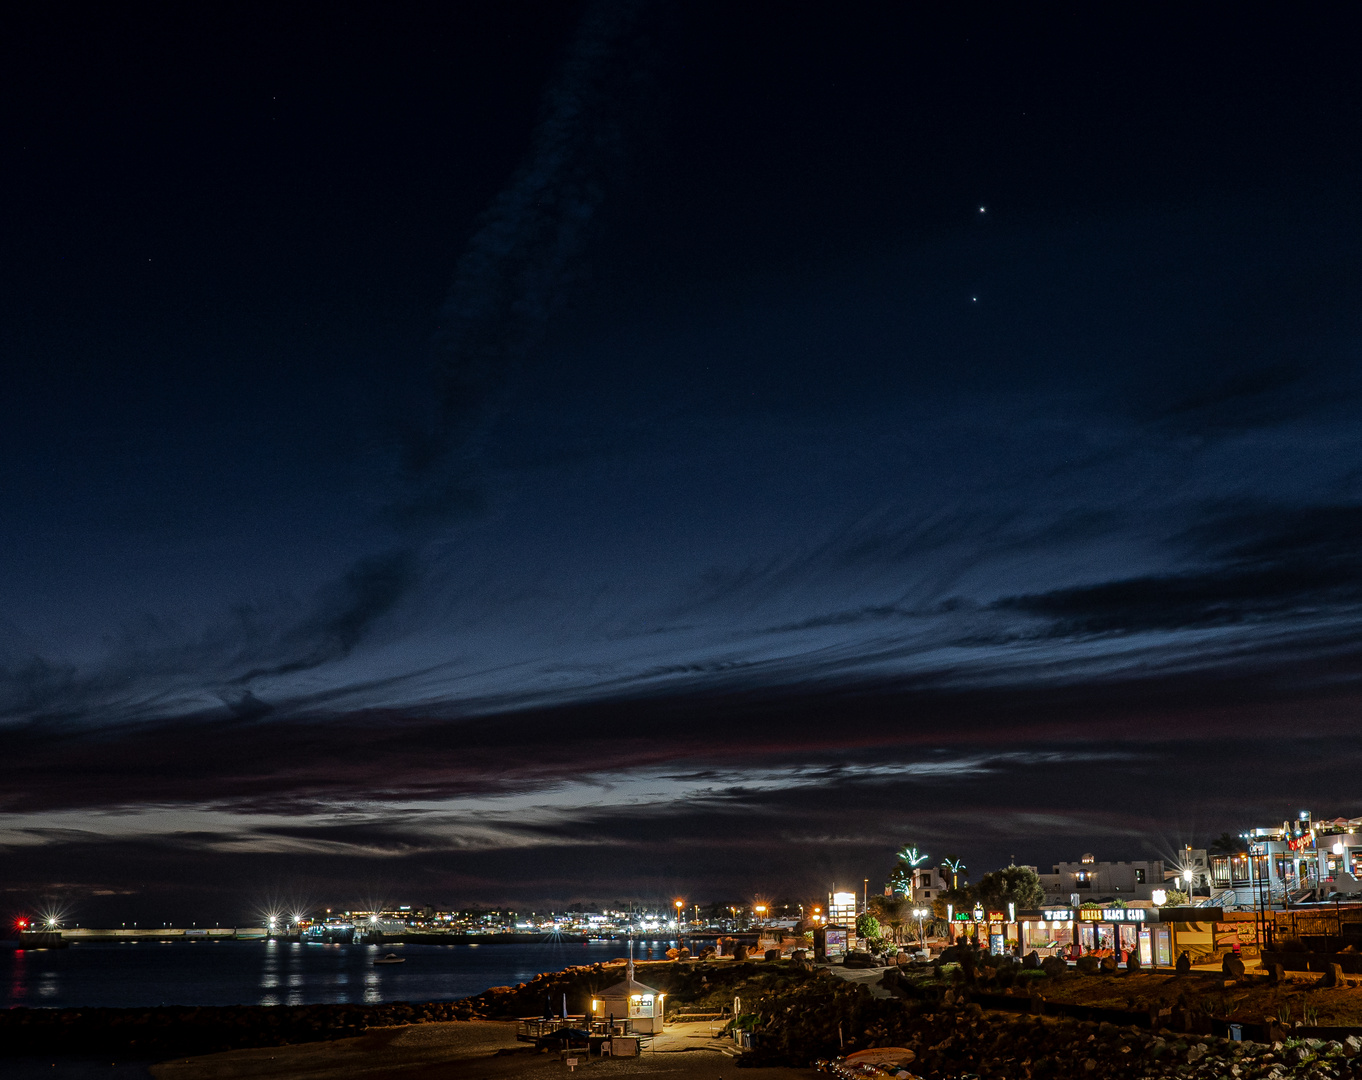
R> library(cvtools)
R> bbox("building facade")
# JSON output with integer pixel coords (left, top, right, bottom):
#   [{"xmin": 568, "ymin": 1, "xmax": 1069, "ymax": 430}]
[
  {"xmin": 907, "ymin": 865, "xmax": 952, "ymax": 904},
  {"xmin": 1037, "ymin": 854, "xmax": 1166, "ymax": 905},
  {"xmin": 1210, "ymin": 813, "xmax": 1362, "ymax": 908}
]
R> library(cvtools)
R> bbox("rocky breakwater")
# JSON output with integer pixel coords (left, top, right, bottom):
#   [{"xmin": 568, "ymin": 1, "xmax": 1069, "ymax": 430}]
[{"xmin": 743, "ymin": 977, "xmax": 1362, "ymax": 1079}]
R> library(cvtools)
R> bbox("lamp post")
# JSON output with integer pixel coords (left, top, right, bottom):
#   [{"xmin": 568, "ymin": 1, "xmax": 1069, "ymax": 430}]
[
  {"xmin": 674, "ymin": 899, "xmax": 684, "ymax": 942},
  {"xmin": 912, "ymin": 908, "xmax": 928, "ymax": 946}
]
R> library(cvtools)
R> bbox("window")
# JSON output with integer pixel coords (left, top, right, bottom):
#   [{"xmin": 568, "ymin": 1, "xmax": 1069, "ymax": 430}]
[{"xmin": 1135, "ymin": 869, "xmax": 1146, "ymax": 884}]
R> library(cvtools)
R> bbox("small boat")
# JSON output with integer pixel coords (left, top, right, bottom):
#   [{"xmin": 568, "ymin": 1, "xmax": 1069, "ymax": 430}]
[{"xmin": 373, "ymin": 953, "xmax": 406, "ymax": 965}]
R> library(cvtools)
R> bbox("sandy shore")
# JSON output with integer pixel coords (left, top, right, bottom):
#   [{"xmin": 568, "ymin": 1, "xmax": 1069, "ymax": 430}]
[{"xmin": 148, "ymin": 1021, "xmax": 817, "ymax": 1080}]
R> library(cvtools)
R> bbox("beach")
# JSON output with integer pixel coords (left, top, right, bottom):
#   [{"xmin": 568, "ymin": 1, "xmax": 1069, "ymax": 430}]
[{"xmin": 147, "ymin": 1020, "xmax": 816, "ymax": 1080}]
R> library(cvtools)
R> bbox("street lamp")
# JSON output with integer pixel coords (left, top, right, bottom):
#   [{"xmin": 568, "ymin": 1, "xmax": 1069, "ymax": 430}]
[
  {"xmin": 674, "ymin": 899, "xmax": 684, "ymax": 939},
  {"xmin": 912, "ymin": 908, "xmax": 928, "ymax": 946}
]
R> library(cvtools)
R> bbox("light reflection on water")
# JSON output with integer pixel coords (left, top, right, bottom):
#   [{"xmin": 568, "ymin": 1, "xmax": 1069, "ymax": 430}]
[{"xmin": 1, "ymin": 938, "xmax": 689, "ymax": 1009}]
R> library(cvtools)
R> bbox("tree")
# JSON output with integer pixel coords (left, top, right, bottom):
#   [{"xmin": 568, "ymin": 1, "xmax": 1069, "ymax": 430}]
[
  {"xmin": 868, "ymin": 894, "xmax": 910, "ymax": 942},
  {"xmin": 974, "ymin": 865, "xmax": 1044, "ymax": 911},
  {"xmin": 856, "ymin": 913, "xmax": 882, "ymax": 941},
  {"xmin": 1208, "ymin": 832, "xmax": 1247, "ymax": 855},
  {"xmin": 886, "ymin": 844, "xmax": 931, "ymax": 895},
  {"xmin": 1162, "ymin": 889, "xmax": 1189, "ymax": 906},
  {"xmin": 932, "ymin": 883, "xmax": 975, "ymax": 922}
]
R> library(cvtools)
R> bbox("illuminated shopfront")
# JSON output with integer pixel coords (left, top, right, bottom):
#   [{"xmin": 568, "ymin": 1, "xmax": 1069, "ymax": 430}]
[
  {"xmin": 1018, "ymin": 908, "xmax": 1076, "ymax": 957},
  {"xmin": 1072, "ymin": 906, "xmax": 1171, "ymax": 965}
]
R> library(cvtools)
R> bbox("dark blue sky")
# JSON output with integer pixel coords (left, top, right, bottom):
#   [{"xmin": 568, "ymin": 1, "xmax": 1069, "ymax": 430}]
[{"xmin": 4, "ymin": 3, "xmax": 1362, "ymax": 922}]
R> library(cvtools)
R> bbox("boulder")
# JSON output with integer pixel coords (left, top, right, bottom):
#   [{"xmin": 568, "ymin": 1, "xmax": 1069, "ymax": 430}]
[
  {"xmin": 1320, "ymin": 962, "xmax": 1346, "ymax": 988},
  {"xmin": 1040, "ymin": 954, "xmax": 1068, "ymax": 977},
  {"xmin": 1075, "ymin": 955, "xmax": 1100, "ymax": 975},
  {"xmin": 1099, "ymin": 954, "xmax": 1119, "ymax": 974},
  {"xmin": 1023, "ymin": 950, "xmax": 1041, "ymax": 969},
  {"xmin": 1125, "ymin": 950, "xmax": 1142, "ymax": 974},
  {"xmin": 1222, "ymin": 953, "xmax": 1245, "ymax": 978},
  {"xmin": 1175, "ymin": 951, "xmax": 1192, "ymax": 974},
  {"xmin": 764, "ymin": 948, "xmax": 781, "ymax": 961}
]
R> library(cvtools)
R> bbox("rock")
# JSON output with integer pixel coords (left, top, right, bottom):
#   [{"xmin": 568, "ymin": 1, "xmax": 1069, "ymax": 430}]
[
  {"xmin": 1268, "ymin": 963, "xmax": 1285, "ymax": 985},
  {"xmin": 1023, "ymin": 950, "xmax": 1040, "ymax": 969},
  {"xmin": 1125, "ymin": 950, "xmax": 1142, "ymax": 974},
  {"xmin": 1099, "ymin": 954, "xmax": 1119, "ymax": 974},
  {"xmin": 1075, "ymin": 955, "xmax": 1100, "ymax": 975},
  {"xmin": 1176, "ymin": 951, "xmax": 1192, "ymax": 974},
  {"xmin": 1320, "ymin": 962, "xmax": 1346, "ymax": 988},
  {"xmin": 1344, "ymin": 1034, "xmax": 1362, "ymax": 1057},
  {"xmin": 1041, "ymin": 954, "xmax": 1068, "ymax": 977},
  {"xmin": 1223, "ymin": 954, "xmax": 1246, "ymax": 978},
  {"xmin": 764, "ymin": 948, "xmax": 781, "ymax": 961}
]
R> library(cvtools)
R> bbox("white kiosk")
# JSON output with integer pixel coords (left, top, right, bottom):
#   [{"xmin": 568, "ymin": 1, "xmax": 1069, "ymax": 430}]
[{"xmin": 590, "ymin": 967, "xmax": 665, "ymax": 1034}]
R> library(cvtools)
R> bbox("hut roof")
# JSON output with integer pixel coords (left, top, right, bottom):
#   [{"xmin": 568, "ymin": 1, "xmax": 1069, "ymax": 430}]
[{"xmin": 594, "ymin": 975, "xmax": 660, "ymax": 998}]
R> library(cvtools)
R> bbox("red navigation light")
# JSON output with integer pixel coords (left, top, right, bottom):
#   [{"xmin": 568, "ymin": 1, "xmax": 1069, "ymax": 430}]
[{"xmin": 16, "ymin": 918, "xmax": 28, "ymax": 929}]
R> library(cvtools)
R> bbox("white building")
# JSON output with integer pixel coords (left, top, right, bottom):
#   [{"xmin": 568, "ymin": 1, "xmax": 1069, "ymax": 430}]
[
  {"xmin": 1211, "ymin": 813, "xmax": 1362, "ymax": 907},
  {"xmin": 907, "ymin": 865, "xmax": 952, "ymax": 904},
  {"xmin": 1037, "ymin": 854, "xmax": 1165, "ymax": 905}
]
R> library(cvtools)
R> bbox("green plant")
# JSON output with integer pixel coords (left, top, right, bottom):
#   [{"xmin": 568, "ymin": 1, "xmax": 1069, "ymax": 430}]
[{"xmin": 974, "ymin": 865, "xmax": 1045, "ymax": 910}]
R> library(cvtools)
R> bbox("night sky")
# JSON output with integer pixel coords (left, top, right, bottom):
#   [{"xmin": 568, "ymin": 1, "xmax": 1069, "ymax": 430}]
[{"xmin": 5, "ymin": 4, "xmax": 1362, "ymax": 925}]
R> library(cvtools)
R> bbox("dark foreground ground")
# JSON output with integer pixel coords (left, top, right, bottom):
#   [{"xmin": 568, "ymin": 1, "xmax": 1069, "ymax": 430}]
[{"xmin": 14, "ymin": 956, "xmax": 1362, "ymax": 1079}]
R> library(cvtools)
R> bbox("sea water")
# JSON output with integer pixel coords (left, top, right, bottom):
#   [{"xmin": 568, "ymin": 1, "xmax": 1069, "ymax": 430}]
[{"xmin": 1, "ymin": 937, "xmax": 684, "ymax": 1009}]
